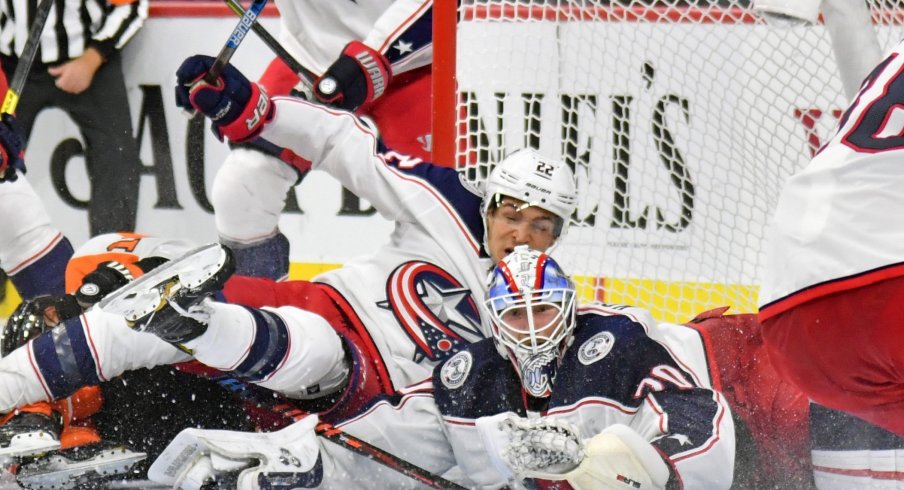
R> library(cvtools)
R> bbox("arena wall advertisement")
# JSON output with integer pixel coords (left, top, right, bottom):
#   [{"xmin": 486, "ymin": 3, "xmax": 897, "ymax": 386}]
[{"xmin": 16, "ymin": 5, "xmax": 878, "ymax": 320}]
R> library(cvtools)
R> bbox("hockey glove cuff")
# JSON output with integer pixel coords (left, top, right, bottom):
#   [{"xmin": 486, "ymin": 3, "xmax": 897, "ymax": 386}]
[
  {"xmin": 2, "ymin": 294, "xmax": 82, "ymax": 356},
  {"xmin": 175, "ymin": 55, "xmax": 274, "ymax": 143},
  {"xmin": 314, "ymin": 41, "xmax": 392, "ymax": 111},
  {"xmin": 0, "ymin": 113, "xmax": 26, "ymax": 182}
]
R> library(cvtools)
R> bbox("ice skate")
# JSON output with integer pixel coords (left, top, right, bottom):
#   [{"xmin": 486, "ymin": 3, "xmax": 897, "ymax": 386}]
[
  {"xmin": 0, "ymin": 413, "xmax": 60, "ymax": 459},
  {"xmin": 98, "ymin": 243, "xmax": 235, "ymax": 344},
  {"xmin": 16, "ymin": 441, "xmax": 146, "ymax": 490}
]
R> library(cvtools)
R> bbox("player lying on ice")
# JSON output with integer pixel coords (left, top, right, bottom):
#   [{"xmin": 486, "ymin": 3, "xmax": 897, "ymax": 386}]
[
  {"xmin": 0, "ymin": 53, "xmax": 581, "ymax": 485},
  {"xmin": 138, "ymin": 247, "xmax": 735, "ymax": 489}
]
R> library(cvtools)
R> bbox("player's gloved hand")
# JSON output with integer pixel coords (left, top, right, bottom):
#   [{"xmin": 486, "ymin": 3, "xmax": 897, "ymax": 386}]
[
  {"xmin": 313, "ymin": 41, "xmax": 392, "ymax": 112},
  {"xmin": 516, "ymin": 424, "xmax": 671, "ymax": 490},
  {"xmin": 2, "ymin": 295, "xmax": 82, "ymax": 356},
  {"xmin": 75, "ymin": 257, "xmax": 168, "ymax": 309},
  {"xmin": 175, "ymin": 55, "xmax": 273, "ymax": 143},
  {"xmin": 76, "ymin": 260, "xmax": 136, "ymax": 308},
  {"xmin": 0, "ymin": 113, "xmax": 26, "ymax": 182}
]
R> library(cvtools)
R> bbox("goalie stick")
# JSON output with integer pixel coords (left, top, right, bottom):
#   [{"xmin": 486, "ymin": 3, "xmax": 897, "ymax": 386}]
[
  {"xmin": 1, "ymin": 0, "xmax": 54, "ymax": 115},
  {"xmin": 222, "ymin": 0, "xmax": 318, "ymax": 86},
  {"xmin": 203, "ymin": 0, "xmax": 269, "ymax": 84},
  {"xmin": 216, "ymin": 378, "xmax": 467, "ymax": 490}
]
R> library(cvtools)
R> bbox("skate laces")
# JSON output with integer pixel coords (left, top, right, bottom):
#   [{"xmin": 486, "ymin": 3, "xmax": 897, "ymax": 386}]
[{"xmin": 169, "ymin": 297, "xmax": 214, "ymax": 325}]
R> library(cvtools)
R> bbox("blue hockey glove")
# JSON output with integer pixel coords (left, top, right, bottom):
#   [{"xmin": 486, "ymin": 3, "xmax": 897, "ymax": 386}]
[
  {"xmin": 0, "ymin": 113, "xmax": 26, "ymax": 182},
  {"xmin": 175, "ymin": 55, "xmax": 273, "ymax": 143},
  {"xmin": 314, "ymin": 41, "xmax": 392, "ymax": 112}
]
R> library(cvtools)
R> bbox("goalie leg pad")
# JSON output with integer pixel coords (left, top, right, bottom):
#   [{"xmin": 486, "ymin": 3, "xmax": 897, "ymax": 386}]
[{"xmin": 148, "ymin": 414, "xmax": 322, "ymax": 489}]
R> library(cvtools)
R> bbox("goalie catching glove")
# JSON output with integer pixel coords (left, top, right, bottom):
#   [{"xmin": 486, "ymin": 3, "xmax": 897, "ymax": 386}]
[
  {"xmin": 175, "ymin": 55, "xmax": 273, "ymax": 143},
  {"xmin": 513, "ymin": 423, "xmax": 672, "ymax": 490},
  {"xmin": 0, "ymin": 113, "xmax": 25, "ymax": 182},
  {"xmin": 313, "ymin": 41, "xmax": 392, "ymax": 111}
]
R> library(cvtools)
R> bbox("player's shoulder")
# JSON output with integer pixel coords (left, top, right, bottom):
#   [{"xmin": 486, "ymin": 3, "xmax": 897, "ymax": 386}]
[
  {"xmin": 432, "ymin": 339, "xmax": 520, "ymax": 418},
  {"xmin": 577, "ymin": 302, "xmax": 657, "ymax": 338}
]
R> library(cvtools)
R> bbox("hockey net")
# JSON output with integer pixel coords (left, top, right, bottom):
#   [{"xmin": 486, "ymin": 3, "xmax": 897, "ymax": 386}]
[{"xmin": 434, "ymin": 0, "xmax": 904, "ymax": 323}]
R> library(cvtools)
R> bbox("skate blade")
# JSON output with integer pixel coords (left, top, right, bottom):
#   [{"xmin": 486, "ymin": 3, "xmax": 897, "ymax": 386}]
[
  {"xmin": 0, "ymin": 431, "xmax": 60, "ymax": 458},
  {"xmin": 97, "ymin": 243, "xmax": 227, "ymax": 323},
  {"xmin": 16, "ymin": 447, "xmax": 147, "ymax": 490}
]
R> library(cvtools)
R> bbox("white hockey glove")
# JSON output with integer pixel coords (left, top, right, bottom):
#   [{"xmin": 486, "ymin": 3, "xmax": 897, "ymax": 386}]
[
  {"xmin": 148, "ymin": 414, "xmax": 322, "ymax": 490},
  {"xmin": 476, "ymin": 413, "xmax": 584, "ymax": 485},
  {"xmin": 520, "ymin": 424, "xmax": 671, "ymax": 490}
]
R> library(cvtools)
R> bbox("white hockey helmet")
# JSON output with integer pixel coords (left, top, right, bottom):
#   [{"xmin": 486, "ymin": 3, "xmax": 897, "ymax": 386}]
[
  {"xmin": 482, "ymin": 149, "xmax": 578, "ymax": 240},
  {"xmin": 485, "ymin": 246, "xmax": 577, "ymax": 398}
]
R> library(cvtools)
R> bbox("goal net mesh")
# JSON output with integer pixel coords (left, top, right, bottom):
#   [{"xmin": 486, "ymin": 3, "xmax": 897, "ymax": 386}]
[{"xmin": 447, "ymin": 0, "xmax": 904, "ymax": 322}]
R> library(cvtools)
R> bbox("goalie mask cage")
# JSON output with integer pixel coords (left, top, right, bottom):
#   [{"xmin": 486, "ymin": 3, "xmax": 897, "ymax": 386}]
[{"xmin": 433, "ymin": 0, "xmax": 904, "ymax": 323}]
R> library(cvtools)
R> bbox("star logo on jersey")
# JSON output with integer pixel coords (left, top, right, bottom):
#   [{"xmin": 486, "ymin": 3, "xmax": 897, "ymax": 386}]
[
  {"xmin": 379, "ymin": 261, "xmax": 482, "ymax": 362},
  {"xmin": 667, "ymin": 434, "xmax": 692, "ymax": 446},
  {"xmin": 394, "ymin": 40, "xmax": 413, "ymax": 55}
]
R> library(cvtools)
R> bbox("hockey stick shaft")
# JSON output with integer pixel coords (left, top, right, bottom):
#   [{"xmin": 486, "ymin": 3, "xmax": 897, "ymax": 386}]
[
  {"xmin": 314, "ymin": 421, "xmax": 467, "ymax": 490},
  {"xmin": 203, "ymin": 0, "xmax": 269, "ymax": 84},
  {"xmin": 217, "ymin": 378, "xmax": 465, "ymax": 490},
  {"xmin": 1, "ymin": 0, "xmax": 54, "ymax": 115},
  {"xmin": 221, "ymin": 0, "xmax": 317, "ymax": 86}
]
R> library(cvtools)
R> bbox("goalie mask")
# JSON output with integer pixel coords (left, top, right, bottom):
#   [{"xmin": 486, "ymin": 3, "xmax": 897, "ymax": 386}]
[
  {"xmin": 485, "ymin": 246, "xmax": 577, "ymax": 398},
  {"xmin": 482, "ymin": 149, "xmax": 578, "ymax": 247}
]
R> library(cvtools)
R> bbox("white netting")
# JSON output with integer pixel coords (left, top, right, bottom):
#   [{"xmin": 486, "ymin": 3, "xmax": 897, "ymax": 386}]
[{"xmin": 450, "ymin": 0, "xmax": 904, "ymax": 322}]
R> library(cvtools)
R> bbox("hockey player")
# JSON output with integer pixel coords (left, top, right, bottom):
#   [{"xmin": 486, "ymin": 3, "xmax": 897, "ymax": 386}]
[
  {"xmin": 0, "ymin": 50, "xmax": 577, "ymax": 456},
  {"xmin": 146, "ymin": 248, "xmax": 735, "ymax": 489},
  {"xmin": 0, "ymin": 232, "xmax": 260, "ymax": 488},
  {"xmin": 758, "ymin": 38, "xmax": 904, "ymax": 439},
  {"xmin": 213, "ymin": 0, "xmax": 432, "ymax": 278}
]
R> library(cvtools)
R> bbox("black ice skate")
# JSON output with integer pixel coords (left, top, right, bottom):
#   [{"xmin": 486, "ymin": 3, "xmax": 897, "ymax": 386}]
[
  {"xmin": 16, "ymin": 441, "xmax": 147, "ymax": 489},
  {"xmin": 98, "ymin": 243, "xmax": 235, "ymax": 345},
  {"xmin": 0, "ymin": 412, "xmax": 60, "ymax": 459}
]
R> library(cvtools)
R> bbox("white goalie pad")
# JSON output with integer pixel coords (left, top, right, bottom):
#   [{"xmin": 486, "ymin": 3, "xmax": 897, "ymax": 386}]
[
  {"xmin": 96, "ymin": 243, "xmax": 229, "ymax": 324},
  {"xmin": 148, "ymin": 415, "xmax": 322, "ymax": 490}
]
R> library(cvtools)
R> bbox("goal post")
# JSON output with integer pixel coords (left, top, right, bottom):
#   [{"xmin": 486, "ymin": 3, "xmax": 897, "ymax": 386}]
[{"xmin": 433, "ymin": 0, "xmax": 904, "ymax": 323}]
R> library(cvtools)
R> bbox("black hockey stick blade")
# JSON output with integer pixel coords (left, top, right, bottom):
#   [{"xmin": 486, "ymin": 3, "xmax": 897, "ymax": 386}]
[
  {"xmin": 203, "ymin": 0, "xmax": 269, "ymax": 84},
  {"xmin": 1, "ymin": 0, "xmax": 54, "ymax": 115},
  {"xmin": 315, "ymin": 421, "xmax": 468, "ymax": 490},
  {"xmin": 222, "ymin": 0, "xmax": 317, "ymax": 86}
]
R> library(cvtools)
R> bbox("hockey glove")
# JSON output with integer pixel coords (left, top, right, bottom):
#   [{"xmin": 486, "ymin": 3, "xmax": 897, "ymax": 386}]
[
  {"xmin": 75, "ymin": 257, "xmax": 168, "ymax": 309},
  {"xmin": 0, "ymin": 114, "xmax": 26, "ymax": 182},
  {"xmin": 314, "ymin": 41, "xmax": 392, "ymax": 112},
  {"xmin": 518, "ymin": 424, "xmax": 671, "ymax": 490},
  {"xmin": 76, "ymin": 260, "xmax": 135, "ymax": 308},
  {"xmin": 2, "ymin": 295, "xmax": 82, "ymax": 356},
  {"xmin": 175, "ymin": 55, "xmax": 273, "ymax": 143}
]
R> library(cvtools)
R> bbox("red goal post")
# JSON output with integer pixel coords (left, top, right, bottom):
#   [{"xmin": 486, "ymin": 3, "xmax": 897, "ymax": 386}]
[{"xmin": 433, "ymin": 0, "xmax": 904, "ymax": 323}]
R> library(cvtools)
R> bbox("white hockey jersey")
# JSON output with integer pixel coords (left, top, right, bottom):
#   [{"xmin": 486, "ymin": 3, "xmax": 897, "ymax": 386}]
[
  {"xmin": 275, "ymin": 0, "xmax": 432, "ymax": 76},
  {"xmin": 150, "ymin": 306, "xmax": 735, "ymax": 489},
  {"xmin": 758, "ymin": 40, "xmax": 904, "ymax": 319},
  {"xmin": 259, "ymin": 97, "xmax": 495, "ymax": 392}
]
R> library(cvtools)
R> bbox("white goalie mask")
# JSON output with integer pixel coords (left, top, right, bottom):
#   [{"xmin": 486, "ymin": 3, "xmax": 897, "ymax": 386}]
[
  {"xmin": 485, "ymin": 246, "xmax": 577, "ymax": 398},
  {"xmin": 482, "ymin": 149, "xmax": 578, "ymax": 244}
]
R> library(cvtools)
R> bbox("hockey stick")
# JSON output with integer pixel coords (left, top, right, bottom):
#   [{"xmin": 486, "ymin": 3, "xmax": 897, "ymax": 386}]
[
  {"xmin": 203, "ymin": 0, "xmax": 269, "ymax": 84},
  {"xmin": 221, "ymin": 0, "xmax": 318, "ymax": 86},
  {"xmin": 314, "ymin": 421, "xmax": 467, "ymax": 490},
  {"xmin": 216, "ymin": 378, "xmax": 466, "ymax": 490},
  {"xmin": 1, "ymin": 0, "xmax": 54, "ymax": 115}
]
